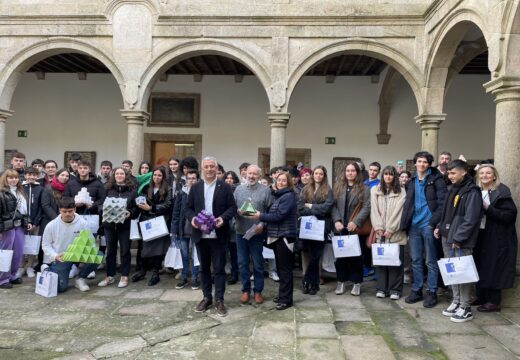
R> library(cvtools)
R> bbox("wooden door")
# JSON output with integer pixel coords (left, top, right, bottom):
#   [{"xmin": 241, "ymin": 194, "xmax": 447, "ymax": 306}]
[{"xmin": 151, "ymin": 141, "xmax": 196, "ymax": 167}]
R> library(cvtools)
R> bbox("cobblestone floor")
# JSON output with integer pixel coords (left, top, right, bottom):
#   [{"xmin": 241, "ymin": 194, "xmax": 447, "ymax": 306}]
[{"xmin": 0, "ymin": 269, "xmax": 519, "ymax": 360}]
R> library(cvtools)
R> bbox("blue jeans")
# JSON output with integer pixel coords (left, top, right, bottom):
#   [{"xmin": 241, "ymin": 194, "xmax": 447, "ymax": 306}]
[
  {"xmin": 49, "ymin": 260, "xmax": 98, "ymax": 293},
  {"xmin": 408, "ymin": 225, "xmax": 438, "ymax": 293},
  {"xmin": 179, "ymin": 237, "xmax": 199, "ymax": 280},
  {"xmin": 236, "ymin": 234, "xmax": 265, "ymax": 294}
]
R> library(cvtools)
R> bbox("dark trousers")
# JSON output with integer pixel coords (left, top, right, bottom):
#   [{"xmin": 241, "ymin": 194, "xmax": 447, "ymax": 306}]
[
  {"xmin": 273, "ymin": 238, "xmax": 294, "ymax": 305},
  {"xmin": 105, "ymin": 227, "xmax": 131, "ymax": 277},
  {"xmin": 142, "ymin": 255, "xmax": 163, "ymax": 272},
  {"xmin": 135, "ymin": 240, "xmax": 143, "ymax": 271},
  {"xmin": 335, "ymin": 235, "xmax": 363, "ymax": 283},
  {"xmin": 303, "ymin": 240, "xmax": 324, "ymax": 287},
  {"xmin": 375, "ymin": 245, "xmax": 405, "ymax": 295},
  {"xmin": 227, "ymin": 239, "xmax": 238, "ymax": 277},
  {"xmin": 362, "ymin": 237, "xmax": 373, "ymax": 269},
  {"xmin": 476, "ymin": 286, "xmax": 502, "ymax": 306},
  {"xmin": 196, "ymin": 238, "xmax": 227, "ymax": 301}
]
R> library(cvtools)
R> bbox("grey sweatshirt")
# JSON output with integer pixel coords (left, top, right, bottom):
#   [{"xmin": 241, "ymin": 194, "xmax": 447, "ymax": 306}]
[{"xmin": 234, "ymin": 182, "xmax": 272, "ymax": 235}]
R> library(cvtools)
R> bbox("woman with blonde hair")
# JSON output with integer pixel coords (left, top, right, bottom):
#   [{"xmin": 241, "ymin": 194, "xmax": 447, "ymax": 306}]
[
  {"xmin": 0, "ymin": 169, "xmax": 32, "ymax": 288},
  {"xmin": 473, "ymin": 164, "xmax": 518, "ymax": 312}
]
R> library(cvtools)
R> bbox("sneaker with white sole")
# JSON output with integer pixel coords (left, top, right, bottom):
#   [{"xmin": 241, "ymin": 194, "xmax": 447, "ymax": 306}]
[
  {"xmin": 269, "ymin": 271, "xmax": 280, "ymax": 282},
  {"xmin": 376, "ymin": 291, "xmax": 386, "ymax": 298},
  {"xmin": 69, "ymin": 264, "xmax": 79, "ymax": 279},
  {"xmin": 335, "ymin": 281, "xmax": 345, "ymax": 295},
  {"xmin": 450, "ymin": 306, "xmax": 473, "ymax": 323},
  {"xmin": 87, "ymin": 271, "xmax": 96, "ymax": 279},
  {"xmin": 97, "ymin": 277, "xmax": 115, "ymax": 287},
  {"xmin": 75, "ymin": 278, "xmax": 90, "ymax": 292},
  {"xmin": 443, "ymin": 302, "xmax": 460, "ymax": 317},
  {"xmin": 351, "ymin": 283, "xmax": 361, "ymax": 296},
  {"xmin": 390, "ymin": 293, "xmax": 400, "ymax": 300},
  {"xmin": 26, "ymin": 267, "xmax": 36, "ymax": 278}
]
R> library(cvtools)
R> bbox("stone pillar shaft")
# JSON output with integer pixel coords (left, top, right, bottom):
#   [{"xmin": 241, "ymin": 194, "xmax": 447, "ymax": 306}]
[
  {"xmin": 0, "ymin": 109, "xmax": 14, "ymax": 171},
  {"xmin": 415, "ymin": 113, "xmax": 446, "ymax": 162},
  {"xmin": 121, "ymin": 110, "xmax": 149, "ymax": 175},
  {"xmin": 268, "ymin": 112, "xmax": 290, "ymax": 168}
]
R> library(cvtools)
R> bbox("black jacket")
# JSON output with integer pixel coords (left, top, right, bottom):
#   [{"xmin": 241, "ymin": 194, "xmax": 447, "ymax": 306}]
[
  {"xmin": 186, "ymin": 179, "xmax": 237, "ymax": 244},
  {"xmin": 138, "ymin": 185, "xmax": 173, "ymax": 224},
  {"xmin": 0, "ymin": 189, "xmax": 28, "ymax": 232},
  {"xmin": 475, "ymin": 183, "xmax": 518, "ymax": 289},
  {"xmin": 260, "ymin": 187, "xmax": 298, "ymax": 239},
  {"xmin": 23, "ymin": 182, "xmax": 43, "ymax": 226},
  {"xmin": 437, "ymin": 176, "xmax": 482, "ymax": 248},
  {"xmin": 400, "ymin": 167, "xmax": 447, "ymax": 231},
  {"xmin": 39, "ymin": 186, "xmax": 60, "ymax": 235},
  {"xmin": 171, "ymin": 188, "xmax": 191, "ymax": 238},
  {"xmin": 101, "ymin": 185, "xmax": 138, "ymax": 230},
  {"xmin": 64, "ymin": 173, "xmax": 106, "ymax": 215},
  {"xmin": 298, "ymin": 185, "xmax": 334, "ymax": 237}
]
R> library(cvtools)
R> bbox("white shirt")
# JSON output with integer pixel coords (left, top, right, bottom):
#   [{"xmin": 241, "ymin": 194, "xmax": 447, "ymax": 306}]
[
  {"xmin": 480, "ymin": 190, "xmax": 490, "ymax": 229},
  {"xmin": 202, "ymin": 179, "xmax": 217, "ymax": 238}
]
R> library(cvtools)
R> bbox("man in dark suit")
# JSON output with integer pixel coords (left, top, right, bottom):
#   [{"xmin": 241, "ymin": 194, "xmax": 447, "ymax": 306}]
[{"xmin": 186, "ymin": 156, "xmax": 237, "ymax": 317}]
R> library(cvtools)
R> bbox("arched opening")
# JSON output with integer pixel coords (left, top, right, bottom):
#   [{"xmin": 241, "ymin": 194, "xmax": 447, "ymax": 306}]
[
  {"xmin": 141, "ymin": 53, "xmax": 271, "ymax": 173},
  {"xmin": 6, "ymin": 50, "xmax": 124, "ymax": 170},
  {"xmin": 288, "ymin": 52, "xmax": 421, "ymax": 177}
]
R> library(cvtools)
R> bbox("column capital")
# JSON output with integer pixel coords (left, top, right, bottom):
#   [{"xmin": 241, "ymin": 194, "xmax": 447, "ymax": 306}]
[
  {"xmin": 120, "ymin": 109, "xmax": 149, "ymax": 125},
  {"xmin": 483, "ymin": 76, "xmax": 520, "ymax": 103},
  {"xmin": 414, "ymin": 113, "xmax": 446, "ymax": 130},
  {"xmin": 0, "ymin": 109, "xmax": 14, "ymax": 122},
  {"xmin": 268, "ymin": 112, "xmax": 290, "ymax": 128}
]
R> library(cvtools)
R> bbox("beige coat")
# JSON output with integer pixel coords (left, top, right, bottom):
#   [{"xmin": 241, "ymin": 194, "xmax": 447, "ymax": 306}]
[{"xmin": 370, "ymin": 186, "xmax": 407, "ymax": 245}]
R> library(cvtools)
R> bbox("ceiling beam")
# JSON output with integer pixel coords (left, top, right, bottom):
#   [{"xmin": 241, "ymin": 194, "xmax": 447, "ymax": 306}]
[
  {"xmin": 348, "ymin": 55, "xmax": 363, "ymax": 75},
  {"xmin": 335, "ymin": 55, "xmax": 348, "ymax": 76},
  {"xmin": 212, "ymin": 55, "xmax": 226, "ymax": 75},
  {"xmin": 197, "ymin": 56, "xmax": 213, "ymax": 75},
  {"xmin": 361, "ymin": 58, "xmax": 377, "ymax": 76},
  {"xmin": 184, "ymin": 58, "xmax": 201, "ymax": 74}
]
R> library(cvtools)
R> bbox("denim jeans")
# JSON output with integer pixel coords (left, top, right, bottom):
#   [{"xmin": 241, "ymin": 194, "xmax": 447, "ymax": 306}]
[
  {"xmin": 49, "ymin": 260, "xmax": 98, "ymax": 293},
  {"xmin": 408, "ymin": 225, "xmax": 438, "ymax": 293},
  {"xmin": 179, "ymin": 237, "xmax": 199, "ymax": 280},
  {"xmin": 236, "ymin": 234, "xmax": 265, "ymax": 294}
]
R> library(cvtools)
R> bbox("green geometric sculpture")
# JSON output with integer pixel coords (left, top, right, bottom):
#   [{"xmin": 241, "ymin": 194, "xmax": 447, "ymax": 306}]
[
  {"xmin": 239, "ymin": 199, "xmax": 257, "ymax": 215},
  {"xmin": 61, "ymin": 230, "xmax": 103, "ymax": 264}
]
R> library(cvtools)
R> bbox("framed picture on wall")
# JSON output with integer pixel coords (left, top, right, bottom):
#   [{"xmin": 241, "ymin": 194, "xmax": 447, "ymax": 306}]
[
  {"xmin": 64, "ymin": 151, "xmax": 97, "ymax": 172},
  {"xmin": 148, "ymin": 92, "xmax": 200, "ymax": 127},
  {"xmin": 332, "ymin": 157, "xmax": 361, "ymax": 185}
]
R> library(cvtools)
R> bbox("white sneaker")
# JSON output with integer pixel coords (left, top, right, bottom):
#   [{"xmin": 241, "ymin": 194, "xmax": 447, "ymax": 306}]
[
  {"xmin": 335, "ymin": 281, "xmax": 345, "ymax": 295},
  {"xmin": 75, "ymin": 278, "xmax": 90, "ymax": 292},
  {"xmin": 269, "ymin": 271, "xmax": 280, "ymax": 282},
  {"xmin": 97, "ymin": 277, "xmax": 115, "ymax": 287},
  {"xmin": 26, "ymin": 267, "xmax": 36, "ymax": 278},
  {"xmin": 390, "ymin": 293, "xmax": 401, "ymax": 300},
  {"xmin": 442, "ymin": 302, "xmax": 460, "ymax": 317},
  {"xmin": 376, "ymin": 291, "xmax": 386, "ymax": 298},
  {"xmin": 87, "ymin": 271, "xmax": 96, "ymax": 279},
  {"xmin": 351, "ymin": 283, "xmax": 361, "ymax": 296},
  {"xmin": 69, "ymin": 264, "xmax": 79, "ymax": 279},
  {"xmin": 40, "ymin": 264, "xmax": 49, "ymax": 273},
  {"xmin": 15, "ymin": 268, "xmax": 24, "ymax": 279}
]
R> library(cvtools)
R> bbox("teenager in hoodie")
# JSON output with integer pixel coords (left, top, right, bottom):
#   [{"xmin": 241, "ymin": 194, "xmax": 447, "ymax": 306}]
[
  {"xmin": 64, "ymin": 160, "xmax": 106, "ymax": 216},
  {"xmin": 42, "ymin": 197, "xmax": 100, "ymax": 293}
]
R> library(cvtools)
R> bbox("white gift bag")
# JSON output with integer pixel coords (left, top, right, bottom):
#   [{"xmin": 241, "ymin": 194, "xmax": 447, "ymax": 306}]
[
  {"xmin": 262, "ymin": 247, "xmax": 275, "ymax": 259},
  {"xmin": 139, "ymin": 216, "xmax": 169, "ymax": 242},
  {"xmin": 35, "ymin": 270, "xmax": 58, "ymax": 297},
  {"xmin": 0, "ymin": 249, "xmax": 13, "ymax": 272},
  {"xmin": 321, "ymin": 243, "xmax": 336, "ymax": 272},
  {"xmin": 299, "ymin": 216, "xmax": 325, "ymax": 241},
  {"xmin": 331, "ymin": 234, "xmax": 361, "ymax": 258},
  {"xmin": 372, "ymin": 243, "xmax": 401, "ymax": 266},
  {"xmin": 164, "ymin": 246, "xmax": 184, "ymax": 269},
  {"xmin": 79, "ymin": 214, "xmax": 100, "ymax": 235},
  {"xmin": 438, "ymin": 254, "xmax": 480, "ymax": 286},
  {"xmin": 130, "ymin": 219, "xmax": 142, "ymax": 240},
  {"xmin": 24, "ymin": 235, "xmax": 42, "ymax": 255}
]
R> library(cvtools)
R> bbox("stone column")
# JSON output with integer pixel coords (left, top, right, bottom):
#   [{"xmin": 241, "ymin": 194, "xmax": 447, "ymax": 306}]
[
  {"xmin": 268, "ymin": 112, "xmax": 290, "ymax": 168},
  {"xmin": 0, "ymin": 109, "xmax": 14, "ymax": 171},
  {"xmin": 121, "ymin": 110, "xmax": 149, "ymax": 175},
  {"xmin": 414, "ymin": 113, "xmax": 446, "ymax": 162},
  {"xmin": 484, "ymin": 78, "xmax": 520, "ymax": 272}
]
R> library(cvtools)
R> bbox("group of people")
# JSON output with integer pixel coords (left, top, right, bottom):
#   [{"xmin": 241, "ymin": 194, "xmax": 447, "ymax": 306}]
[{"xmin": 0, "ymin": 150, "xmax": 516, "ymax": 322}]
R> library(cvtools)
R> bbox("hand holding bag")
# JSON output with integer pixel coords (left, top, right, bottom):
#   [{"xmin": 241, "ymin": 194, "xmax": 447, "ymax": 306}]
[
  {"xmin": 299, "ymin": 216, "xmax": 325, "ymax": 241},
  {"xmin": 372, "ymin": 241, "xmax": 401, "ymax": 266},
  {"xmin": 438, "ymin": 249, "xmax": 479, "ymax": 286},
  {"xmin": 331, "ymin": 233, "xmax": 361, "ymax": 258},
  {"xmin": 35, "ymin": 270, "xmax": 58, "ymax": 297}
]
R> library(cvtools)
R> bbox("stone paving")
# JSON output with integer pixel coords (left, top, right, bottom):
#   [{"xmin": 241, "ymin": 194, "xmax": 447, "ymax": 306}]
[{"xmin": 0, "ymin": 269, "xmax": 519, "ymax": 360}]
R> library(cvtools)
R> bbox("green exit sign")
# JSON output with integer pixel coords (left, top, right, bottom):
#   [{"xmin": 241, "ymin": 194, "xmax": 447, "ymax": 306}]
[
  {"xmin": 325, "ymin": 137, "xmax": 336, "ymax": 144},
  {"xmin": 17, "ymin": 130, "xmax": 27, "ymax": 138}
]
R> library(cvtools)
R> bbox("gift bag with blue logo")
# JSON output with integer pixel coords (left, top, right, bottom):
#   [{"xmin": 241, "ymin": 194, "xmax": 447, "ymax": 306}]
[
  {"xmin": 35, "ymin": 270, "xmax": 58, "ymax": 298},
  {"xmin": 371, "ymin": 242, "xmax": 401, "ymax": 266},
  {"xmin": 331, "ymin": 234, "xmax": 361, "ymax": 258},
  {"xmin": 298, "ymin": 216, "xmax": 325, "ymax": 241},
  {"xmin": 139, "ymin": 216, "xmax": 169, "ymax": 242},
  {"xmin": 438, "ymin": 250, "xmax": 479, "ymax": 286}
]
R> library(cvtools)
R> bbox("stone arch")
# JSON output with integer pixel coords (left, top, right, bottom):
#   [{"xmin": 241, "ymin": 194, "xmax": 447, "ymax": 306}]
[
  {"xmin": 139, "ymin": 39, "xmax": 272, "ymax": 110},
  {"xmin": 286, "ymin": 39, "xmax": 424, "ymax": 114},
  {"xmin": 424, "ymin": 9, "xmax": 489, "ymax": 113},
  {"xmin": 0, "ymin": 37, "xmax": 125, "ymax": 110}
]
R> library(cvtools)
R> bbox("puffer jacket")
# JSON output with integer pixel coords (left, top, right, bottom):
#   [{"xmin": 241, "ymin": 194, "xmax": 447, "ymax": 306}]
[
  {"xmin": 0, "ymin": 189, "xmax": 28, "ymax": 232},
  {"xmin": 370, "ymin": 186, "xmax": 407, "ymax": 245},
  {"xmin": 260, "ymin": 187, "xmax": 298, "ymax": 239}
]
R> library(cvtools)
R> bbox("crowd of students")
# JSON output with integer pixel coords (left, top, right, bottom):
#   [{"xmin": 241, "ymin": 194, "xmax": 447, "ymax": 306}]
[{"xmin": 0, "ymin": 150, "xmax": 516, "ymax": 321}]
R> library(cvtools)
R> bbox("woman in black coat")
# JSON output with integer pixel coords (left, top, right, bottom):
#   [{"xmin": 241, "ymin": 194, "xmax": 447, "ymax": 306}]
[
  {"xmin": 132, "ymin": 166, "xmax": 172, "ymax": 286},
  {"xmin": 474, "ymin": 164, "xmax": 518, "ymax": 312}
]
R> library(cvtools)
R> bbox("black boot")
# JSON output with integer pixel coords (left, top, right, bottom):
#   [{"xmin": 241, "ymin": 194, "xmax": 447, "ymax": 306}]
[
  {"xmin": 131, "ymin": 270, "xmax": 146, "ymax": 283},
  {"xmin": 148, "ymin": 271, "xmax": 160, "ymax": 286},
  {"xmin": 308, "ymin": 284, "xmax": 319, "ymax": 296},
  {"xmin": 302, "ymin": 280, "xmax": 310, "ymax": 294}
]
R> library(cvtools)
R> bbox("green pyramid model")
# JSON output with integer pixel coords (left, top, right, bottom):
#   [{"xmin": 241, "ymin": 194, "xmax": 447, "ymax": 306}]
[
  {"xmin": 61, "ymin": 230, "xmax": 103, "ymax": 264},
  {"xmin": 239, "ymin": 199, "xmax": 256, "ymax": 215}
]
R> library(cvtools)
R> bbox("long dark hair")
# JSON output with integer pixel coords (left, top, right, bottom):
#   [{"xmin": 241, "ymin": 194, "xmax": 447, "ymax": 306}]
[
  {"xmin": 106, "ymin": 167, "xmax": 136, "ymax": 191},
  {"xmin": 333, "ymin": 162, "xmax": 364, "ymax": 200},
  {"xmin": 378, "ymin": 165, "xmax": 401, "ymax": 195},
  {"xmin": 148, "ymin": 166, "xmax": 169, "ymax": 201},
  {"xmin": 138, "ymin": 161, "xmax": 152, "ymax": 175},
  {"xmin": 301, "ymin": 165, "xmax": 330, "ymax": 202}
]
